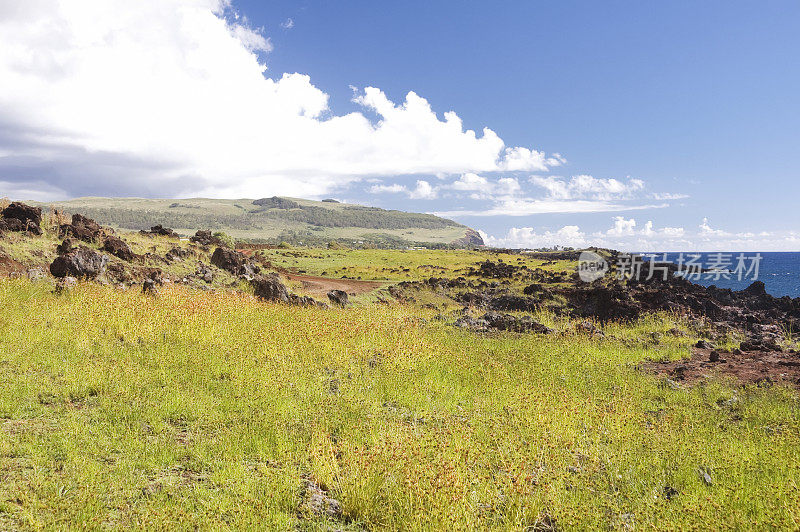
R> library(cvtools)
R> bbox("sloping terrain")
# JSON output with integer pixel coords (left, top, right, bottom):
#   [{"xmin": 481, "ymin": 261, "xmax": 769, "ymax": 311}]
[
  {"xmin": 36, "ymin": 196, "xmax": 483, "ymax": 248},
  {"xmin": 1, "ymin": 201, "xmax": 800, "ymax": 528}
]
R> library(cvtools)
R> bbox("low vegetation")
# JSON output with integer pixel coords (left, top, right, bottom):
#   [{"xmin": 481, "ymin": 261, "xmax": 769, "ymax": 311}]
[
  {"xmin": 0, "ymin": 203, "xmax": 798, "ymax": 529},
  {"xmin": 254, "ymin": 247, "xmax": 574, "ymax": 282},
  {"xmin": 0, "ymin": 280, "xmax": 798, "ymax": 529}
]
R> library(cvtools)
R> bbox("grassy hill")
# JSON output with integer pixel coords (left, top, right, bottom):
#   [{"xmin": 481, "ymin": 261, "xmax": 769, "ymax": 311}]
[{"xmin": 36, "ymin": 197, "xmax": 483, "ymax": 248}]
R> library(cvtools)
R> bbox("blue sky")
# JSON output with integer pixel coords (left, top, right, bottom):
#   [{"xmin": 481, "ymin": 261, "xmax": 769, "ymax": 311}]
[{"xmin": 1, "ymin": 1, "xmax": 798, "ymax": 249}]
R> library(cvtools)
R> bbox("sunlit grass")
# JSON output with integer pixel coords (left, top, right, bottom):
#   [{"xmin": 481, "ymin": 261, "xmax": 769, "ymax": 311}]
[
  {"xmin": 257, "ymin": 248, "xmax": 576, "ymax": 281},
  {"xmin": 0, "ymin": 279, "xmax": 798, "ymax": 529}
]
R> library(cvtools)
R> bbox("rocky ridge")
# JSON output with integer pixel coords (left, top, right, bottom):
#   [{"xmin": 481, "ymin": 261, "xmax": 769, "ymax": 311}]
[{"xmin": 0, "ymin": 202, "xmax": 328, "ymax": 307}]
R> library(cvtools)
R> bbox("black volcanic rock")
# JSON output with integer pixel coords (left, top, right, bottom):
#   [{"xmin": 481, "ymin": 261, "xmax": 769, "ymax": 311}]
[
  {"xmin": 743, "ymin": 281, "xmax": 767, "ymax": 297},
  {"xmin": 190, "ymin": 230, "xmax": 224, "ymax": 247},
  {"xmin": 147, "ymin": 225, "xmax": 179, "ymax": 237},
  {"xmin": 2, "ymin": 202, "xmax": 42, "ymax": 234},
  {"xmin": 251, "ymin": 274, "xmax": 289, "ymax": 302},
  {"xmin": 2, "ymin": 202, "xmax": 41, "ymax": 226},
  {"xmin": 327, "ymin": 289, "xmax": 349, "ymax": 307},
  {"xmin": 50, "ymin": 246, "xmax": 108, "ymax": 278},
  {"xmin": 488, "ymin": 295, "xmax": 540, "ymax": 312},
  {"xmin": 455, "ymin": 312, "xmax": 554, "ymax": 334},
  {"xmin": 210, "ymin": 247, "xmax": 258, "ymax": 277},
  {"xmin": 102, "ymin": 235, "xmax": 134, "ymax": 261},
  {"xmin": 60, "ymin": 213, "xmax": 104, "ymax": 243},
  {"xmin": 470, "ymin": 260, "xmax": 519, "ymax": 279}
]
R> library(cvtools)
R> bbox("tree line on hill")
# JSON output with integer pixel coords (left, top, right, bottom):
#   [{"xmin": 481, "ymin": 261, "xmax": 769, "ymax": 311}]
[{"xmin": 43, "ymin": 202, "xmax": 463, "ymax": 232}]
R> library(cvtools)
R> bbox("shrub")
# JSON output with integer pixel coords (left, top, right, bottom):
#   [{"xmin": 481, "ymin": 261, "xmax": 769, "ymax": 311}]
[
  {"xmin": 212, "ymin": 231, "xmax": 236, "ymax": 248},
  {"xmin": 252, "ymin": 197, "xmax": 300, "ymax": 209}
]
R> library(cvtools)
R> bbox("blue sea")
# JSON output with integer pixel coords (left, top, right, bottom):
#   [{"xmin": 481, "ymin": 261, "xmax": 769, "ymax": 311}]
[{"xmin": 638, "ymin": 252, "xmax": 800, "ymax": 298}]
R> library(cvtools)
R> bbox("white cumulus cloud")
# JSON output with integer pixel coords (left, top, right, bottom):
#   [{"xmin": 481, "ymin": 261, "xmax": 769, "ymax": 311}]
[
  {"xmin": 530, "ymin": 175, "xmax": 645, "ymax": 200},
  {"xmin": 369, "ymin": 183, "xmax": 407, "ymax": 194},
  {"xmin": 408, "ymin": 180, "xmax": 437, "ymax": 200},
  {"xmin": 0, "ymin": 0, "xmax": 560, "ymax": 200},
  {"xmin": 607, "ymin": 216, "xmax": 637, "ymax": 236},
  {"xmin": 480, "ymin": 225, "xmax": 589, "ymax": 249},
  {"xmin": 436, "ymin": 173, "xmax": 680, "ymax": 217}
]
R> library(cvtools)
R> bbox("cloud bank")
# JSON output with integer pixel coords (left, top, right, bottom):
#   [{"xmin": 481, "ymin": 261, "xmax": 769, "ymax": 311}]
[
  {"xmin": 481, "ymin": 217, "xmax": 800, "ymax": 252},
  {"xmin": 0, "ymin": 0, "xmax": 558, "ymax": 200},
  {"xmin": 394, "ymin": 173, "xmax": 676, "ymax": 216}
]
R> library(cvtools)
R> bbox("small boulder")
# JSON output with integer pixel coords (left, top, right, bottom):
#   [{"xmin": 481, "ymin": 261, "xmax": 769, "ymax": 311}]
[
  {"xmin": 196, "ymin": 263, "xmax": 214, "ymax": 283},
  {"xmin": 106, "ymin": 262, "xmax": 135, "ymax": 284},
  {"xmin": 165, "ymin": 246, "xmax": 192, "ymax": 263},
  {"xmin": 143, "ymin": 268, "xmax": 165, "ymax": 284},
  {"xmin": 488, "ymin": 295, "xmax": 540, "ymax": 312},
  {"xmin": 251, "ymin": 274, "xmax": 289, "ymax": 303},
  {"xmin": 523, "ymin": 283, "xmax": 545, "ymax": 295},
  {"xmin": 289, "ymin": 294, "xmax": 328, "ymax": 308},
  {"xmin": 56, "ymin": 238, "xmax": 76, "ymax": 255},
  {"xmin": 50, "ymin": 246, "xmax": 108, "ymax": 278},
  {"xmin": 54, "ymin": 276, "xmax": 77, "ymax": 293},
  {"xmin": 695, "ymin": 339, "xmax": 714, "ymax": 349},
  {"xmin": 574, "ymin": 320, "xmax": 604, "ymax": 337},
  {"xmin": 299, "ymin": 478, "xmax": 342, "ymax": 519},
  {"xmin": 739, "ymin": 340, "xmax": 760, "ymax": 351},
  {"xmin": 472, "ymin": 260, "xmax": 519, "ymax": 278},
  {"xmin": 210, "ymin": 247, "xmax": 257, "ymax": 277},
  {"xmin": 189, "ymin": 230, "xmax": 224, "ymax": 247},
  {"xmin": 60, "ymin": 213, "xmax": 104, "ymax": 242},
  {"xmin": 102, "ymin": 235, "xmax": 134, "ymax": 261},
  {"xmin": 142, "ymin": 278, "xmax": 159, "ymax": 296},
  {"xmin": 454, "ymin": 315, "xmax": 490, "ymax": 331},
  {"xmin": 210, "ymin": 247, "xmax": 241, "ymax": 271},
  {"xmin": 148, "ymin": 225, "xmax": 178, "ymax": 237},
  {"xmin": 327, "ymin": 289, "xmax": 349, "ymax": 307},
  {"xmin": 26, "ymin": 267, "xmax": 46, "ymax": 280}
]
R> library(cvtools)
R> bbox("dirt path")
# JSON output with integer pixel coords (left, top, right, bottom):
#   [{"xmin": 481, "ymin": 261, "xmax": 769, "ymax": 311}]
[
  {"xmin": 642, "ymin": 347, "xmax": 800, "ymax": 388},
  {"xmin": 237, "ymin": 248, "xmax": 385, "ymax": 296},
  {"xmin": 283, "ymin": 273, "xmax": 383, "ymax": 297}
]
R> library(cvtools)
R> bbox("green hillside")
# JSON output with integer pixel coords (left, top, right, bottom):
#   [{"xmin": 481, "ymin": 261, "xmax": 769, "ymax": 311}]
[{"xmin": 36, "ymin": 197, "xmax": 484, "ymax": 248}]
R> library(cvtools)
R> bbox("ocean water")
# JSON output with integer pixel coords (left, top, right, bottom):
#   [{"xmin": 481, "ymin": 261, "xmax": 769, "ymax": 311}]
[{"xmin": 639, "ymin": 252, "xmax": 800, "ymax": 298}]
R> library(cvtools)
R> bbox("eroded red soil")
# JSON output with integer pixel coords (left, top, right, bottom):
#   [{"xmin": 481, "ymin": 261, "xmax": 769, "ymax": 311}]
[
  {"xmin": 0, "ymin": 254, "xmax": 25, "ymax": 277},
  {"xmin": 282, "ymin": 273, "xmax": 382, "ymax": 297},
  {"xmin": 642, "ymin": 347, "xmax": 800, "ymax": 388}
]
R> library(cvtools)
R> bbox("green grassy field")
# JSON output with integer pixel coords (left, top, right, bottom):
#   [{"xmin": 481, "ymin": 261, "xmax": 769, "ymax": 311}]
[
  {"xmin": 0, "ymin": 279, "xmax": 798, "ymax": 530},
  {"xmin": 256, "ymin": 247, "xmax": 576, "ymax": 282}
]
